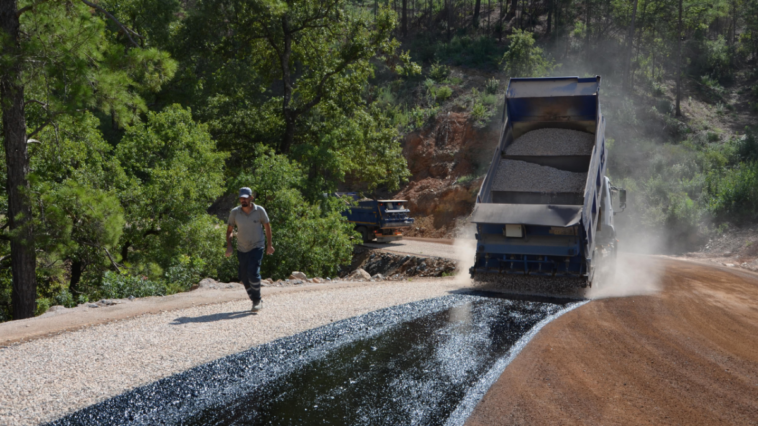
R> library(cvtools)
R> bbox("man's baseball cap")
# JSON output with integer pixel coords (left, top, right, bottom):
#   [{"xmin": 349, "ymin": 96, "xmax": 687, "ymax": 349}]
[{"xmin": 239, "ymin": 187, "xmax": 253, "ymax": 198}]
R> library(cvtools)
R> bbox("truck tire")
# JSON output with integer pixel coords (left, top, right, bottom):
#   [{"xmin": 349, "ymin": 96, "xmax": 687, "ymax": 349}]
[{"xmin": 356, "ymin": 226, "xmax": 372, "ymax": 243}]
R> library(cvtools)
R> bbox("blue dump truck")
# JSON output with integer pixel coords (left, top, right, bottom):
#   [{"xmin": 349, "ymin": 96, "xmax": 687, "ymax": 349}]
[
  {"xmin": 470, "ymin": 76, "xmax": 626, "ymax": 297},
  {"xmin": 336, "ymin": 193, "xmax": 415, "ymax": 243}
]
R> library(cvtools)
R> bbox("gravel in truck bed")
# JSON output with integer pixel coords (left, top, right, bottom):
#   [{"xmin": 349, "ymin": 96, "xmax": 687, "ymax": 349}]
[
  {"xmin": 491, "ymin": 159, "xmax": 587, "ymax": 193},
  {"xmin": 505, "ymin": 128, "xmax": 594, "ymax": 156}
]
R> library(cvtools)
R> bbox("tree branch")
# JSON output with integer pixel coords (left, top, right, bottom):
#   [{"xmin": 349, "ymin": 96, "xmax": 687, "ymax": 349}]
[
  {"xmin": 80, "ymin": 0, "xmax": 143, "ymax": 47},
  {"xmin": 103, "ymin": 247, "xmax": 122, "ymax": 274},
  {"xmin": 27, "ymin": 117, "xmax": 54, "ymax": 140},
  {"xmin": 25, "ymin": 99, "xmax": 48, "ymax": 109},
  {"xmin": 17, "ymin": 0, "xmax": 52, "ymax": 16}
]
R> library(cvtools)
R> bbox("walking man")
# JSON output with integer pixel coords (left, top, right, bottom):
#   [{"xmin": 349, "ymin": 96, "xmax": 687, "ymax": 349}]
[{"xmin": 226, "ymin": 187, "xmax": 274, "ymax": 311}]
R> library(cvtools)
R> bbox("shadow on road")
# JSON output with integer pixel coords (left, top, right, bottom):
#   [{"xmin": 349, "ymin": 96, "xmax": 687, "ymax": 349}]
[{"xmin": 171, "ymin": 311, "xmax": 254, "ymax": 325}]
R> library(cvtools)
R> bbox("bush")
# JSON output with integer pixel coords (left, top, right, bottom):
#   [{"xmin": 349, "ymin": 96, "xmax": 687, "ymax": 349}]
[
  {"xmin": 434, "ymin": 85, "xmax": 453, "ymax": 102},
  {"xmin": 501, "ymin": 30, "xmax": 556, "ymax": 77},
  {"xmin": 99, "ymin": 271, "xmax": 168, "ymax": 299},
  {"xmin": 432, "ymin": 35, "xmax": 505, "ymax": 68},
  {"xmin": 164, "ymin": 255, "xmax": 206, "ymax": 292},
  {"xmin": 429, "ymin": 63, "xmax": 450, "ymax": 82},
  {"xmin": 737, "ymin": 128, "xmax": 758, "ymax": 161},
  {"xmin": 471, "ymin": 103, "xmax": 489, "ymax": 122},
  {"xmin": 707, "ymin": 162, "xmax": 758, "ymax": 223},
  {"xmin": 699, "ymin": 75, "xmax": 726, "ymax": 101},
  {"xmin": 485, "ymin": 77, "xmax": 499, "ymax": 95}
]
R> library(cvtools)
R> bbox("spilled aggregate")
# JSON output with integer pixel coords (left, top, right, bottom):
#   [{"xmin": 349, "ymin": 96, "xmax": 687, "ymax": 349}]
[{"xmin": 48, "ymin": 295, "xmax": 584, "ymax": 426}]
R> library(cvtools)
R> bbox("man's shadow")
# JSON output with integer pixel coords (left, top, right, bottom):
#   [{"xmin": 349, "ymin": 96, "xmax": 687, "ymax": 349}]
[{"xmin": 171, "ymin": 310, "xmax": 254, "ymax": 325}]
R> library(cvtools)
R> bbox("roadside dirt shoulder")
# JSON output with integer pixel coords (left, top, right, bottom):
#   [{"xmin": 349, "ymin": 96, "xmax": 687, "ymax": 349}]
[
  {"xmin": 0, "ymin": 279, "xmax": 434, "ymax": 347},
  {"xmin": 466, "ymin": 256, "xmax": 758, "ymax": 426}
]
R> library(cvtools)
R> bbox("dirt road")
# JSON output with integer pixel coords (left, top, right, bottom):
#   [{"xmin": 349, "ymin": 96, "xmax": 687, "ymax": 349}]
[
  {"xmin": 362, "ymin": 236, "xmax": 459, "ymax": 259},
  {"xmin": 466, "ymin": 257, "xmax": 758, "ymax": 426}
]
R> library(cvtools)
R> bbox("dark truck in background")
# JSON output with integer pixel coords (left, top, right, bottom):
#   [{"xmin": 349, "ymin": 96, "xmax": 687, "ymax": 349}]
[{"xmin": 335, "ymin": 193, "xmax": 415, "ymax": 243}]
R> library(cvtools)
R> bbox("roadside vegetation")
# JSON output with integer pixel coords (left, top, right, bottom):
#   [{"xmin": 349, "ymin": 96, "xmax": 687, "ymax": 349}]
[{"xmin": 1, "ymin": 0, "xmax": 757, "ymax": 320}]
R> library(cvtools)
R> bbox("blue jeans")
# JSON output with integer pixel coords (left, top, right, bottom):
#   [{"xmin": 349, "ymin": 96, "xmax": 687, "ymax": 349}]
[{"xmin": 237, "ymin": 248, "xmax": 264, "ymax": 302}]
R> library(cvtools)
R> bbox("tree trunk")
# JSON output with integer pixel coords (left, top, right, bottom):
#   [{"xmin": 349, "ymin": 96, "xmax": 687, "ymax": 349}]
[
  {"xmin": 447, "ymin": 0, "xmax": 452, "ymax": 42},
  {"xmin": 547, "ymin": 0, "xmax": 552, "ymax": 35},
  {"xmin": 507, "ymin": 0, "xmax": 517, "ymax": 19},
  {"xmin": 633, "ymin": 0, "xmax": 649, "ymax": 84},
  {"xmin": 280, "ymin": 17, "xmax": 295, "ymax": 153},
  {"xmin": 623, "ymin": 0, "xmax": 639, "ymax": 91},
  {"xmin": 585, "ymin": 0, "xmax": 592, "ymax": 60},
  {"xmin": 69, "ymin": 259, "xmax": 83, "ymax": 296},
  {"xmin": 675, "ymin": 0, "xmax": 683, "ymax": 117},
  {"xmin": 402, "ymin": 0, "xmax": 408, "ymax": 36},
  {"xmin": 1, "ymin": 0, "xmax": 37, "ymax": 320},
  {"xmin": 473, "ymin": 0, "xmax": 481, "ymax": 27}
]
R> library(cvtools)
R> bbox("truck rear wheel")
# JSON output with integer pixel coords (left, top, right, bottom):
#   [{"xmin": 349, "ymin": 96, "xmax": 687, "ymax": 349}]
[{"xmin": 356, "ymin": 226, "xmax": 372, "ymax": 243}]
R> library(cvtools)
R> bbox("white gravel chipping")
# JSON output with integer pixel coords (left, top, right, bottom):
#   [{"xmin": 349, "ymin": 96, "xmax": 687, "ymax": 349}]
[
  {"xmin": 0, "ymin": 279, "xmax": 470, "ymax": 426},
  {"xmin": 506, "ymin": 128, "xmax": 594, "ymax": 156},
  {"xmin": 491, "ymin": 159, "xmax": 587, "ymax": 193}
]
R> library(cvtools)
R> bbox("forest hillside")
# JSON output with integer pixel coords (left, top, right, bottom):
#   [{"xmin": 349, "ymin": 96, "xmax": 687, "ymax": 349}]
[{"xmin": 1, "ymin": 0, "xmax": 757, "ymax": 321}]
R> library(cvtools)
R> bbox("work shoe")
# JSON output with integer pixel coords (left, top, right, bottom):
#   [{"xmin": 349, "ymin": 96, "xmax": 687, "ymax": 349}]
[{"xmin": 252, "ymin": 299, "xmax": 263, "ymax": 312}]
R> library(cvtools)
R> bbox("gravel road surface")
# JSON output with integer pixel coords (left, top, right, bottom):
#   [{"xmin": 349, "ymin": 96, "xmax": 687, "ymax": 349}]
[
  {"xmin": 466, "ymin": 256, "xmax": 758, "ymax": 426},
  {"xmin": 491, "ymin": 159, "xmax": 587, "ymax": 193},
  {"xmin": 0, "ymin": 278, "xmax": 472, "ymax": 426},
  {"xmin": 362, "ymin": 237, "xmax": 462, "ymax": 260},
  {"xmin": 506, "ymin": 128, "xmax": 594, "ymax": 156}
]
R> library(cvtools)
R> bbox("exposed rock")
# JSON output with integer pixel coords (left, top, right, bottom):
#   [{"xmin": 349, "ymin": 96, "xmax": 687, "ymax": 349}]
[
  {"xmin": 198, "ymin": 278, "xmax": 219, "ymax": 289},
  {"xmin": 348, "ymin": 268, "xmax": 371, "ymax": 281},
  {"xmin": 289, "ymin": 271, "xmax": 307, "ymax": 280}
]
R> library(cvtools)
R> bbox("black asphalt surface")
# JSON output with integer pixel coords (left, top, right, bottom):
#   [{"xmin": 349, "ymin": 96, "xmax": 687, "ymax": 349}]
[{"xmin": 47, "ymin": 294, "xmax": 585, "ymax": 426}]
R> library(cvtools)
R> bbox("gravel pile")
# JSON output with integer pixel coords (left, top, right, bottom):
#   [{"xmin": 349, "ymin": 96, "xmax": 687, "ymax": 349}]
[
  {"xmin": 506, "ymin": 129, "xmax": 594, "ymax": 156},
  {"xmin": 491, "ymin": 159, "xmax": 587, "ymax": 193},
  {"xmin": 0, "ymin": 279, "xmax": 471, "ymax": 426}
]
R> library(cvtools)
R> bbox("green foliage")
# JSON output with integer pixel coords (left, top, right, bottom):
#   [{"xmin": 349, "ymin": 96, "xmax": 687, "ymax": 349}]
[
  {"xmin": 427, "ymin": 35, "xmax": 505, "ymax": 68},
  {"xmin": 99, "ymin": 272, "xmax": 168, "ymax": 299},
  {"xmin": 115, "ymin": 104, "xmax": 227, "ymax": 269},
  {"xmin": 429, "ymin": 63, "xmax": 451, "ymax": 82},
  {"xmin": 691, "ymin": 34, "xmax": 735, "ymax": 83},
  {"xmin": 433, "ymin": 86, "xmax": 453, "ymax": 102},
  {"xmin": 501, "ymin": 30, "xmax": 555, "ymax": 77},
  {"xmin": 707, "ymin": 162, "xmax": 758, "ymax": 223},
  {"xmin": 699, "ymin": 75, "xmax": 726, "ymax": 101},
  {"xmin": 395, "ymin": 51, "xmax": 422, "ymax": 77},
  {"xmin": 164, "ymin": 255, "xmax": 206, "ymax": 292},
  {"xmin": 737, "ymin": 128, "xmax": 758, "ymax": 161},
  {"xmin": 172, "ymin": 0, "xmax": 408, "ymax": 194},
  {"xmin": 233, "ymin": 147, "xmax": 355, "ymax": 280},
  {"xmin": 19, "ymin": 1, "xmax": 177, "ymax": 131},
  {"xmin": 471, "ymin": 103, "xmax": 489, "ymax": 123},
  {"xmin": 485, "ymin": 78, "xmax": 499, "ymax": 95},
  {"xmin": 456, "ymin": 175, "xmax": 475, "ymax": 185}
]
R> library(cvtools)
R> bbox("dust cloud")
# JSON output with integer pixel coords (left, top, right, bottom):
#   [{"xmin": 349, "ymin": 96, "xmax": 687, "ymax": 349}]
[
  {"xmin": 450, "ymin": 221, "xmax": 665, "ymax": 299},
  {"xmin": 587, "ymin": 224, "xmax": 670, "ymax": 299},
  {"xmin": 452, "ymin": 222, "xmax": 477, "ymax": 285},
  {"xmin": 587, "ymin": 253, "xmax": 663, "ymax": 299}
]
